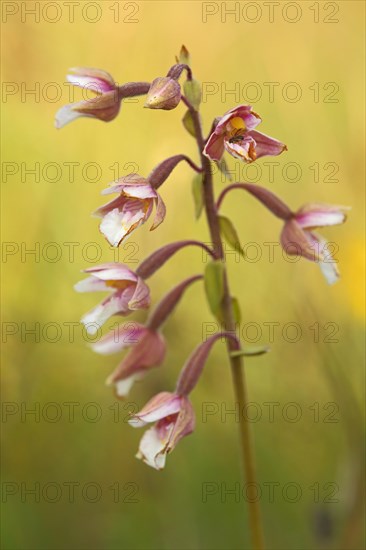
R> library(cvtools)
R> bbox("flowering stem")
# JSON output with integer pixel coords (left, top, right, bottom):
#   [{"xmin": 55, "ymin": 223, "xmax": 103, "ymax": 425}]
[
  {"xmin": 216, "ymin": 182, "xmax": 292, "ymax": 220},
  {"xmin": 118, "ymin": 82, "xmax": 151, "ymax": 98},
  {"xmin": 185, "ymin": 96, "xmax": 265, "ymax": 550}
]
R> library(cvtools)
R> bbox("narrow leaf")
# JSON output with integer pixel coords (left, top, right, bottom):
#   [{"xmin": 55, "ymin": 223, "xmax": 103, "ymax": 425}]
[
  {"xmin": 231, "ymin": 346, "xmax": 270, "ymax": 358},
  {"xmin": 182, "ymin": 110, "xmax": 196, "ymax": 137},
  {"xmin": 204, "ymin": 260, "xmax": 225, "ymax": 319},
  {"xmin": 219, "ymin": 216, "xmax": 244, "ymax": 257},
  {"xmin": 183, "ymin": 79, "xmax": 202, "ymax": 110},
  {"xmin": 192, "ymin": 173, "xmax": 204, "ymax": 219}
]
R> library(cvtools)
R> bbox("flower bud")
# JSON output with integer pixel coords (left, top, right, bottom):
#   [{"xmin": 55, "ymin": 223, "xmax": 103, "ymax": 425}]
[{"xmin": 145, "ymin": 77, "xmax": 181, "ymax": 110}]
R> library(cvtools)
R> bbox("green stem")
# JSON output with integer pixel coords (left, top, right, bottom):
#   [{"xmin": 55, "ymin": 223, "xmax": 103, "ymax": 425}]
[{"xmin": 186, "ymin": 96, "xmax": 265, "ymax": 550}]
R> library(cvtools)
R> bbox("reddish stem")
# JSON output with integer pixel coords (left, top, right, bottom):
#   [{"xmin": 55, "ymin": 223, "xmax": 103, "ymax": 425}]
[{"xmin": 185, "ymin": 99, "xmax": 265, "ymax": 550}]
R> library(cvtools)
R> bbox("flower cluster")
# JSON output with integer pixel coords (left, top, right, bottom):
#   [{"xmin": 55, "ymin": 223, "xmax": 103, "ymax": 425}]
[{"xmin": 57, "ymin": 48, "xmax": 349, "ymax": 470}]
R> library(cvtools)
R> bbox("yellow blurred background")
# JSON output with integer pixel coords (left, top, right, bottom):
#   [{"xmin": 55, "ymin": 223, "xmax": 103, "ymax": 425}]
[{"xmin": 1, "ymin": 1, "xmax": 365, "ymax": 549}]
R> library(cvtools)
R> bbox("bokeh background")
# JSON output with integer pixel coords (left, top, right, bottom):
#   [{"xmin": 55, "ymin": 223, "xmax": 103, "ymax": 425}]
[{"xmin": 1, "ymin": 1, "xmax": 365, "ymax": 549}]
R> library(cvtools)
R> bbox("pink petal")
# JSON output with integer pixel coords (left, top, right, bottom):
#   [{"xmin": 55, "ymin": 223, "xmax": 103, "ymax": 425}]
[
  {"xmin": 163, "ymin": 397, "xmax": 195, "ymax": 452},
  {"xmin": 72, "ymin": 91, "xmax": 121, "ymax": 122},
  {"xmin": 295, "ymin": 204, "xmax": 349, "ymax": 229},
  {"xmin": 102, "ymin": 175, "xmax": 157, "ymax": 199},
  {"xmin": 128, "ymin": 278, "xmax": 151, "ymax": 310},
  {"xmin": 247, "ymin": 129, "xmax": 287, "ymax": 159},
  {"xmin": 280, "ymin": 220, "xmax": 316, "ymax": 262},
  {"xmin": 84, "ymin": 263, "xmax": 137, "ymax": 282},
  {"xmin": 129, "ymin": 392, "xmax": 181, "ymax": 427},
  {"xmin": 107, "ymin": 330, "xmax": 166, "ymax": 385},
  {"xmin": 67, "ymin": 67, "xmax": 115, "ymax": 92},
  {"xmin": 215, "ymin": 105, "xmax": 261, "ymax": 134},
  {"xmin": 150, "ymin": 194, "xmax": 166, "ymax": 231},
  {"xmin": 203, "ymin": 132, "xmax": 225, "ymax": 161},
  {"xmin": 67, "ymin": 75, "xmax": 112, "ymax": 93},
  {"xmin": 90, "ymin": 323, "xmax": 146, "ymax": 355}
]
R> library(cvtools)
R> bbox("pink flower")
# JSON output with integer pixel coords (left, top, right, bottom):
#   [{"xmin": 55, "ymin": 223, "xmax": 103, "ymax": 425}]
[
  {"xmin": 91, "ymin": 323, "xmax": 166, "ymax": 397},
  {"xmin": 281, "ymin": 203, "xmax": 349, "ymax": 284},
  {"xmin": 95, "ymin": 174, "xmax": 166, "ymax": 247},
  {"xmin": 55, "ymin": 67, "xmax": 121, "ymax": 128},
  {"xmin": 74, "ymin": 263, "xmax": 150, "ymax": 333},
  {"xmin": 128, "ymin": 392, "xmax": 195, "ymax": 469},
  {"xmin": 203, "ymin": 105, "xmax": 287, "ymax": 163}
]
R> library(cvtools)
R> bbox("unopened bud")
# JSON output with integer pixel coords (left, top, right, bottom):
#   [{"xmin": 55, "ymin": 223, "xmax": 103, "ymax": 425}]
[{"xmin": 145, "ymin": 77, "xmax": 181, "ymax": 110}]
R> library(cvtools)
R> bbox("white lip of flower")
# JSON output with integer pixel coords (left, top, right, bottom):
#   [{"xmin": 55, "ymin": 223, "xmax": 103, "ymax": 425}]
[
  {"xmin": 225, "ymin": 139, "xmax": 250, "ymax": 161},
  {"xmin": 80, "ymin": 298, "xmax": 119, "ymax": 334},
  {"xmin": 310, "ymin": 233, "xmax": 340, "ymax": 285},
  {"xmin": 81, "ymin": 302, "xmax": 113, "ymax": 333},
  {"xmin": 136, "ymin": 424, "xmax": 175, "ymax": 470},
  {"xmin": 99, "ymin": 206, "xmax": 148, "ymax": 247},
  {"xmin": 110, "ymin": 373, "xmax": 143, "ymax": 398}
]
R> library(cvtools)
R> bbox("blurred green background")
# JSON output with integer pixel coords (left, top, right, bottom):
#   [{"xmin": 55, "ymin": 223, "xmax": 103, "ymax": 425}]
[{"xmin": 1, "ymin": 1, "xmax": 365, "ymax": 549}]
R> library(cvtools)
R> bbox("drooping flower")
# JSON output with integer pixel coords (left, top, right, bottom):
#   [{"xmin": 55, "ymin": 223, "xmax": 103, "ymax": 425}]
[
  {"xmin": 281, "ymin": 203, "xmax": 349, "ymax": 284},
  {"xmin": 216, "ymin": 183, "xmax": 349, "ymax": 285},
  {"xmin": 128, "ymin": 392, "xmax": 195, "ymax": 470},
  {"xmin": 95, "ymin": 175, "xmax": 166, "ymax": 247},
  {"xmin": 203, "ymin": 105, "xmax": 287, "ymax": 163},
  {"xmin": 126, "ymin": 332, "xmax": 238, "ymax": 469},
  {"xmin": 55, "ymin": 67, "xmax": 121, "ymax": 128},
  {"xmin": 144, "ymin": 77, "xmax": 181, "ymax": 110},
  {"xmin": 94, "ymin": 174, "xmax": 166, "ymax": 247},
  {"xmin": 91, "ymin": 323, "xmax": 166, "ymax": 397},
  {"xmin": 74, "ymin": 263, "xmax": 150, "ymax": 333}
]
